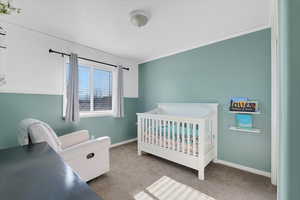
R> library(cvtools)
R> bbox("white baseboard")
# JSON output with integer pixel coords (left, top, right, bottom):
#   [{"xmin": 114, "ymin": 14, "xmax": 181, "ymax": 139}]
[
  {"xmin": 110, "ymin": 138, "xmax": 137, "ymax": 148},
  {"xmin": 110, "ymin": 141, "xmax": 271, "ymax": 178},
  {"xmin": 214, "ymin": 159, "xmax": 271, "ymax": 178}
]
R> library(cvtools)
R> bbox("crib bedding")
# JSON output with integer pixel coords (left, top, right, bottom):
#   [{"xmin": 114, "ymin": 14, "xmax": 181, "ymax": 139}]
[
  {"xmin": 143, "ymin": 133, "xmax": 199, "ymax": 155},
  {"xmin": 142, "ymin": 124, "xmax": 215, "ymax": 155},
  {"xmin": 143, "ymin": 135, "xmax": 214, "ymax": 155},
  {"xmin": 161, "ymin": 124, "xmax": 200, "ymax": 137},
  {"xmin": 142, "ymin": 125, "xmax": 199, "ymax": 154},
  {"xmin": 144, "ymin": 124, "xmax": 200, "ymax": 138}
]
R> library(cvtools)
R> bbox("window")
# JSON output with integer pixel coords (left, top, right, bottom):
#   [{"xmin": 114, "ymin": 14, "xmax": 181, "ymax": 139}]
[
  {"xmin": 65, "ymin": 62, "xmax": 113, "ymax": 117},
  {"xmin": 92, "ymin": 68, "xmax": 112, "ymax": 111}
]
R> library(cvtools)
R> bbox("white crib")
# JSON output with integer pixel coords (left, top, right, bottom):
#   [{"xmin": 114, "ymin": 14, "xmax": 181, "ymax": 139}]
[{"xmin": 137, "ymin": 103, "xmax": 218, "ymax": 180}]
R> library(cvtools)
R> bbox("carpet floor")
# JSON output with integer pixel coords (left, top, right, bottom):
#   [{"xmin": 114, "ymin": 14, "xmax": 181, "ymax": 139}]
[{"xmin": 89, "ymin": 142, "xmax": 276, "ymax": 200}]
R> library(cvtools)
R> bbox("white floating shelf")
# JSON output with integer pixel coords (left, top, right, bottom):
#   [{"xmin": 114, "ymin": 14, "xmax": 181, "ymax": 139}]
[
  {"xmin": 229, "ymin": 111, "xmax": 261, "ymax": 115},
  {"xmin": 229, "ymin": 126, "xmax": 261, "ymax": 133}
]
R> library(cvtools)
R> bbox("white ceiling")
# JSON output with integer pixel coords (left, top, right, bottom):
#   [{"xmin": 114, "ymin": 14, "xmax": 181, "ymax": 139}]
[{"xmin": 0, "ymin": 0, "xmax": 271, "ymax": 63}]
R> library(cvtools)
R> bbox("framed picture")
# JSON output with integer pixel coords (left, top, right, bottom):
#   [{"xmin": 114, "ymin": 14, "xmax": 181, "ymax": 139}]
[{"xmin": 230, "ymin": 98, "xmax": 258, "ymax": 112}]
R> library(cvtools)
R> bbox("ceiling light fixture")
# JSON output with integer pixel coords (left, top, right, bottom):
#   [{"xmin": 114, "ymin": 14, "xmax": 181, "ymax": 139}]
[{"xmin": 130, "ymin": 10, "xmax": 149, "ymax": 28}]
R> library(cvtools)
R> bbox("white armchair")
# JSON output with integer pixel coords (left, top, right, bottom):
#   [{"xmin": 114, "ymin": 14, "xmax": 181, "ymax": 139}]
[{"xmin": 18, "ymin": 119, "xmax": 110, "ymax": 182}]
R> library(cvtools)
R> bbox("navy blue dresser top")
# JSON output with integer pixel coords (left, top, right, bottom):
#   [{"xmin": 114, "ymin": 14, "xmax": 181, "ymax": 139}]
[{"xmin": 0, "ymin": 142, "xmax": 102, "ymax": 200}]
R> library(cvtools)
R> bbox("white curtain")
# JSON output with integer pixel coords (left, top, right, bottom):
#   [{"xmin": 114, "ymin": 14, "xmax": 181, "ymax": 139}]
[
  {"xmin": 65, "ymin": 53, "xmax": 80, "ymax": 122},
  {"xmin": 0, "ymin": 26, "xmax": 7, "ymax": 87},
  {"xmin": 113, "ymin": 66, "xmax": 124, "ymax": 118},
  {"xmin": 0, "ymin": 48, "xmax": 6, "ymax": 87}
]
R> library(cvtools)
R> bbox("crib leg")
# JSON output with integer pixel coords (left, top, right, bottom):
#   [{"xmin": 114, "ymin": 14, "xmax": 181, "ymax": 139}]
[
  {"xmin": 198, "ymin": 168, "xmax": 205, "ymax": 180},
  {"xmin": 138, "ymin": 148, "xmax": 142, "ymax": 156},
  {"xmin": 138, "ymin": 145, "xmax": 143, "ymax": 156}
]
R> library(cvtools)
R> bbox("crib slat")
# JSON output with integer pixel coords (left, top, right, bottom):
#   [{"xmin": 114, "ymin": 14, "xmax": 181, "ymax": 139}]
[
  {"xmin": 139, "ymin": 117, "xmax": 142, "ymax": 143},
  {"xmin": 142, "ymin": 117, "xmax": 145, "ymax": 143},
  {"xmin": 172, "ymin": 121, "xmax": 175, "ymax": 150},
  {"xmin": 150, "ymin": 118, "xmax": 152, "ymax": 144},
  {"xmin": 144, "ymin": 118, "xmax": 147, "ymax": 143},
  {"xmin": 159, "ymin": 120, "xmax": 161, "ymax": 147},
  {"xmin": 166, "ymin": 121, "xmax": 168, "ymax": 149},
  {"xmin": 162, "ymin": 120, "xmax": 164, "ymax": 147},
  {"xmin": 153, "ymin": 119, "xmax": 156, "ymax": 145},
  {"xmin": 153, "ymin": 119, "xmax": 155, "ymax": 145},
  {"xmin": 147, "ymin": 118, "xmax": 151, "ymax": 144},
  {"xmin": 147, "ymin": 118, "xmax": 149, "ymax": 143},
  {"xmin": 151, "ymin": 118, "xmax": 154, "ymax": 144},
  {"xmin": 165, "ymin": 120, "xmax": 168, "ymax": 148},
  {"xmin": 149, "ymin": 118, "xmax": 151, "ymax": 144},
  {"xmin": 143, "ymin": 118, "xmax": 146, "ymax": 143},
  {"xmin": 177, "ymin": 121, "xmax": 180, "ymax": 151},
  {"xmin": 157, "ymin": 119, "xmax": 159, "ymax": 145},
  {"xmin": 155, "ymin": 119, "xmax": 158, "ymax": 145},
  {"xmin": 153, "ymin": 119, "xmax": 157, "ymax": 145},
  {"xmin": 182, "ymin": 122, "xmax": 185, "ymax": 153},
  {"xmin": 158, "ymin": 119, "xmax": 161, "ymax": 147},
  {"xmin": 164, "ymin": 121, "xmax": 168, "ymax": 148},
  {"xmin": 167, "ymin": 121, "xmax": 170, "ymax": 149},
  {"xmin": 193, "ymin": 123, "xmax": 197, "ymax": 156},
  {"xmin": 163, "ymin": 120, "xmax": 167, "ymax": 148},
  {"xmin": 147, "ymin": 117, "xmax": 150, "ymax": 144},
  {"xmin": 161, "ymin": 120, "xmax": 163, "ymax": 147},
  {"xmin": 187, "ymin": 122, "xmax": 191, "ymax": 155}
]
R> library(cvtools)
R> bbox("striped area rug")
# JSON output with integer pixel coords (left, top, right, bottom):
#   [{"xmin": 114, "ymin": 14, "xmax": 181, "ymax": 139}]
[{"xmin": 134, "ymin": 176, "xmax": 216, "ymax": 200}]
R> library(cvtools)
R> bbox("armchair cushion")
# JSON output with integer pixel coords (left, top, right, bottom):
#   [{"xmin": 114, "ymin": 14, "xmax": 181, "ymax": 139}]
[{"xmin": 59, "ymin": 130, "xmax": 90, "ymax": 149}]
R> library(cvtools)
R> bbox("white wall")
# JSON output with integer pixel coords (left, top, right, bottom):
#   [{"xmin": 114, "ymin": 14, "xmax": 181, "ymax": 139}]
[{"xmin": 0, "ymin": 21, "xmax": 139, "ymax": 97}]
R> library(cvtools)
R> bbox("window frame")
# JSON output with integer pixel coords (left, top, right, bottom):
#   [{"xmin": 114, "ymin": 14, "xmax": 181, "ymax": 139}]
[{"xmin": 63, "ymin": 58, "xmax": 114, "ymax": 118}]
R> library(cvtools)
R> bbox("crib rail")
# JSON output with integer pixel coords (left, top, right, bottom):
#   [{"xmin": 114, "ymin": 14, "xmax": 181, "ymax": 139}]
[
  {"xmin": 137, "ymin": 112, "xmax": 210, "ymax": 123},
  {"xmin": 137, "ymin": 113, "xmax": 207, "ymax": 158}
]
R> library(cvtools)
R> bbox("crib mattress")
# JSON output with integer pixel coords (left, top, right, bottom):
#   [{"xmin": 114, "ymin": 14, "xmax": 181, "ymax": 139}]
[
  {"xmin": 146, "ymin": 124, "xmax": 200, "ymax": 138},
  {"xmin": 143, "ymin": 134, "xmax": 213, "ymax": 156}
]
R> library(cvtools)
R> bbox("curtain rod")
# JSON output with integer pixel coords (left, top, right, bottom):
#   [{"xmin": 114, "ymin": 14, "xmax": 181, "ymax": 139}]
[{"xmin": 48, "ymin": 49, "xmax": 130, "ymax": 71}]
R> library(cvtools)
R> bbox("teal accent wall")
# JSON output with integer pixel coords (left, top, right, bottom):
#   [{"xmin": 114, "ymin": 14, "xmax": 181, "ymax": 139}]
[
  {"xmin": 279, "ymin": 0, "xmax": 300, "ymax": 199},
  {"xmin": 138, "ymin": 29, "xmax": 271, "ymax": 172},
  {"xmin": 0, "ymin": 93, "xmax": 138, "ymax": 149}
]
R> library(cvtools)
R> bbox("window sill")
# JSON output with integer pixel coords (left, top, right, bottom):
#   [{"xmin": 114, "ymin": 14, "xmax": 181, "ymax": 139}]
[{"xmin": 80, "ymin": 111, "xmax": 113, "ymax": 118}]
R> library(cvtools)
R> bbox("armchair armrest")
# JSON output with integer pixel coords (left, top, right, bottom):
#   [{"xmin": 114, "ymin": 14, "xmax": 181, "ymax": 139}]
[
  {"xmin": 59, "ymin": 130, "xmax": 90, "ymax": 149},
  {"xmin": 60, "ymin": 136, "xmax": 111, "ymax": 161}
]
